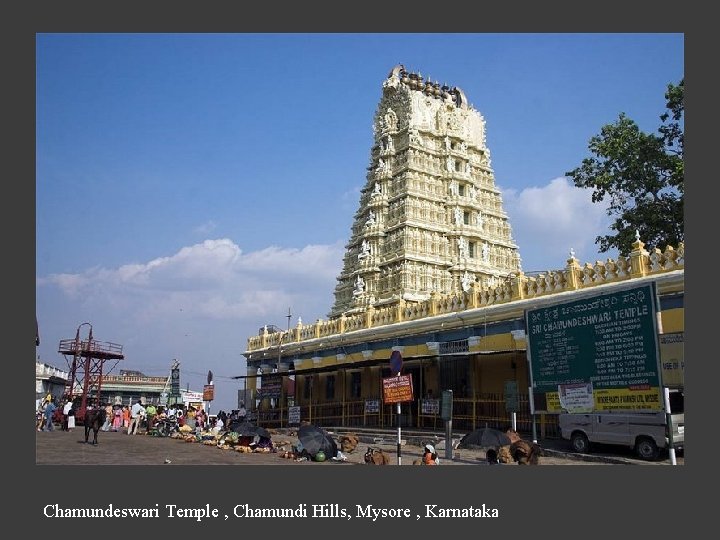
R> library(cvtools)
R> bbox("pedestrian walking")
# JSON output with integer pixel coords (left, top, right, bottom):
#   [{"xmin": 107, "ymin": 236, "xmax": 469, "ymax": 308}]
[{"xmin": 44, "ymin": 400, "xmax": 57, "ymax": 432}]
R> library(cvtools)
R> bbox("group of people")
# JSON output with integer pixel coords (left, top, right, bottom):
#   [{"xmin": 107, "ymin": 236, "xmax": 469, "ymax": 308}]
[{"xmin": 36, "ymin": 395, "xmax": 246, "ymax": 437}]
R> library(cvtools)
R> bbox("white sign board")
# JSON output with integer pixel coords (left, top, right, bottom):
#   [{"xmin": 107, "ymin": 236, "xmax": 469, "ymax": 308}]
[
  {"xmin": 558, "ymin": 382, "xmax": 594, "ymax": 413},
  {"xmin": 364, "ymin": 399, "xmax": 380, "ymax": 414},
  {"xmin": 421, "ymin": 399, "xmax": 439, "ymax": 414},
  {"xmin": 288, "ymin": 406, "xmax": 301, "ymax": 425}
]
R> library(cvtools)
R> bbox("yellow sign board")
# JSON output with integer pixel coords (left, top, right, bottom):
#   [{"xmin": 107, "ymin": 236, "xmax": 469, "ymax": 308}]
[{"xmin": 660, "ymin": 332, "xmax": 684, "ymax": 387}]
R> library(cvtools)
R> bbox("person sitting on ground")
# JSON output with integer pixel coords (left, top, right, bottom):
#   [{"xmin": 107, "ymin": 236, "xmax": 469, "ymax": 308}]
[{"xmin": 422, "ymin": 444, "xmax": 439, "ymax": 465}]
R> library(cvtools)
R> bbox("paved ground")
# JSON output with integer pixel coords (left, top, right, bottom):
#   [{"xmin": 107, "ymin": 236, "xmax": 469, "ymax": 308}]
[{"xmin": 35, "ymin": 427, "xmax": 683, "ymax": 466}]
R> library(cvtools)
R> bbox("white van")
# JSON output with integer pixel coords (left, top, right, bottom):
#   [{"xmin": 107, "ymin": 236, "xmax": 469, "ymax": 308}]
[{"xmin": 559, "ymin": 389, "xmax": 684, "ymax": 460}]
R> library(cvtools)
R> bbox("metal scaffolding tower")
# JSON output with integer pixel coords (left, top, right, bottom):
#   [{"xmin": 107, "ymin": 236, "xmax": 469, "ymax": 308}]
[{"xmin": 58, "ymin": 322, "xmax": 124, "ymax": 422}]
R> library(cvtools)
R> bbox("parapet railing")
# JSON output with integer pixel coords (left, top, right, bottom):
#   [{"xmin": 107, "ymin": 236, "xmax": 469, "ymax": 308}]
[{"xmin": 247, "ymin": 239, "xmax": 684, "ymax": 352}]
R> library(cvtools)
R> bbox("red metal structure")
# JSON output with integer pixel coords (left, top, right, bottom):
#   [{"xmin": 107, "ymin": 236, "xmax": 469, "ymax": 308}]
[{"xmin": 58, "ymin": 322, "xmax": 124, "ymax": 423}]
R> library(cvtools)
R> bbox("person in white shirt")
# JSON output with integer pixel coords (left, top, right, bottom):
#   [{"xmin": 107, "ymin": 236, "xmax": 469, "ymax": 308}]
[
  {"xmin": 127, "ymin": 398, "xmax": 146, "ymax": 435},
  {"xmin": 62, "ymin": 398, "xmax": 73, "ymax": 431},
  {"xmin": 212, "ymin": 416, "xmax": 224, "ymax": 435},
  {"xmin": 238, "ymin": 402, "xmax": 247, "ymax": 422}
]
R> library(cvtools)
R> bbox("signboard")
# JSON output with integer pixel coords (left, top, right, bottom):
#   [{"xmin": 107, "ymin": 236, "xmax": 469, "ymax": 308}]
[
  {"xmin": 203, "ymin": 384, "xmax": 215, "ymax": 401},
  {"xmin": 382, "ymin": 375, "xmax": 414, "ymax": 404},
  {"xmin": 288, "ymin": 406, "xmax": 300, "ymax": 425},
  {"xmin": 364, "ymin": 399, "xmax": 380, "ymax": 414},
  {"xmin": 170, "ymin": 368, "xmax": 180, "ymax": 396},
  {"xmin": 258, "ymin": 375, "xmax": 282, "ymax": 398},
  {"xmin": 421, "ymin": 399, "xmax": 440, "ymax": 415},
  {"xmin": 181, "ymin": 390, "xmax": 204, "ymax": 404},
  {"xmin": 159, "ymin": 392, "xmax": 168, "ymax": 406},
  {"xmin": 526, "ymin": 283, "xmax": 663, "ymax": 413},
  {"xmin": 504, "ymin": 380, "xmax": 519, "ymax": 413},
  {"xmin": 558, "ymin": 382, "xmax": 594, "ymax": 413},
  {"xmin": 440, "ymin": 390, "xmax": 453, "ymax": 421},
  {"xmin": 390, "ymin": 350, "xmax": 403, "ymax": 373},
  {"xmin": 659, "ymin": 332, "xmax": 684, "ymax": 387}
]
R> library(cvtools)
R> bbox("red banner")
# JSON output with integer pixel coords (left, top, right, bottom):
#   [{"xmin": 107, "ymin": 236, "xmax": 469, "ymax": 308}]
[{"xmin": 203, "ymin": 384, "xmax": 215, "ymax": 401}]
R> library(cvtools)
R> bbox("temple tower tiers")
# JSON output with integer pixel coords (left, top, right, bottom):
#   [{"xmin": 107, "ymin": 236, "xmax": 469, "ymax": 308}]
[{"xmin": 329, "ymin": 65, "xmax": 522, "ymax": 317}]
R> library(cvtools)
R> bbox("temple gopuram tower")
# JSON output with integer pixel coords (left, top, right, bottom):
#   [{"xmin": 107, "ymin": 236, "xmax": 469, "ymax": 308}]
[{"xmin": 329, "ymin": 65, "xmax": 521, "ymax": 317}]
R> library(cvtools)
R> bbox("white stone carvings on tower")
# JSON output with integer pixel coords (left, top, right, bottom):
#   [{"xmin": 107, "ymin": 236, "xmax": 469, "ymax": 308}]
[
  {"xmin": 458, "ymin": 237, "xmax": 469, "ymax": 258},
  {"xmin": 329, "ymin": 65, "xmax": 521, "ymax": 317},
  {"xmin": 461, "ymin": 271, "xmax": 474, "ymax": 293},
  {"xmin": 358, "ymin": 239, "xmax": 371, "ymax": 260},
  {"xmin": 353, "ymin": 275, "xmax": 365, "ymax": 296}
]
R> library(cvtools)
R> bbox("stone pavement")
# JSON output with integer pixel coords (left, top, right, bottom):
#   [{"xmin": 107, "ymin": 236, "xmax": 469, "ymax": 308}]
[{"xmin": 35, "ymin": 427, "xmax": 682, "ymax": 466}]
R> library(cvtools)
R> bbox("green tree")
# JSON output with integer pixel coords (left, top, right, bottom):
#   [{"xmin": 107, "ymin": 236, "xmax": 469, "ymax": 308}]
[{"xmin": 566, "ymin": 80, "xmax": 684, "ymax": 256}]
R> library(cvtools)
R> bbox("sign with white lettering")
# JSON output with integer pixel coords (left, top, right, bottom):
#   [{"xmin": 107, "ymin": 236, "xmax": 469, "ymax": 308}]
[
  {"xmin": 382, "ymin": 375, "xmax": 413, "ymax": 404},
  {"xmin": 526, "ymin": 283, "xmax": 662, "ymax": 413},
  {"xmin": 170, "ymin": 368, "xmax": 180, "ymax": 396},
  {"xmin": 364, "ymin": 399, "xmax": 380, "ymax": 414},
  {"xmin": 421, "ymin": 399, "xmax": 440, "ymax": 415},
  {"xmin": 258, "ymin": 375, "xmax": 282, "ymax": 398}
]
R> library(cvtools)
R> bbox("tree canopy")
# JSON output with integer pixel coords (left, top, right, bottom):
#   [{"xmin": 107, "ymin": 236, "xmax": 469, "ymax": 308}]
[{"xmin": 565, "ymin": 80, "xmax": 684, "ymax": 256}]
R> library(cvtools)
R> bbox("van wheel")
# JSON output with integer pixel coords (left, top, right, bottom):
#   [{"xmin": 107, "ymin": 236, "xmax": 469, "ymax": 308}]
[
  {"xmin": 635, "ymin": 438, "xmax": 659, "ymax": 460},
  {"xmin": 570, "ymin": 432, "xmax": 590, "ymax": 453}
]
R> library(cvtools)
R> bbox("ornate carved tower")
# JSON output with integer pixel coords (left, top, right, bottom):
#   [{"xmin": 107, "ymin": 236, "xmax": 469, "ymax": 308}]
[{"xmin": 329, "ymin": 65, "xmax": 521, "ymax": 317}]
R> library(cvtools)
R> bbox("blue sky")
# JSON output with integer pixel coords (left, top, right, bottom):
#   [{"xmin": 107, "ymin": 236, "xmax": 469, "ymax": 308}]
[{"xmin": 36, "ymin": 33, "xmax": 684, "ymax": 413}]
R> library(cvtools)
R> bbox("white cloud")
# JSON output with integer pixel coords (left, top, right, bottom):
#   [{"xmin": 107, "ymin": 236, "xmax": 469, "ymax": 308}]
[
  {"xmin": 36, "ymin": 239, "xmax": 346, "ymax": 412},
  {"xmin": 35, "ymin": 182, "xmax": 614, "ymax": 412},
  {"xmin": 501, "ymin": 177, "xmax": 615, "ymax": 271},
  {"xmin": 40, "ymin": 239, "xmax": 343, "ymax": 321}
]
